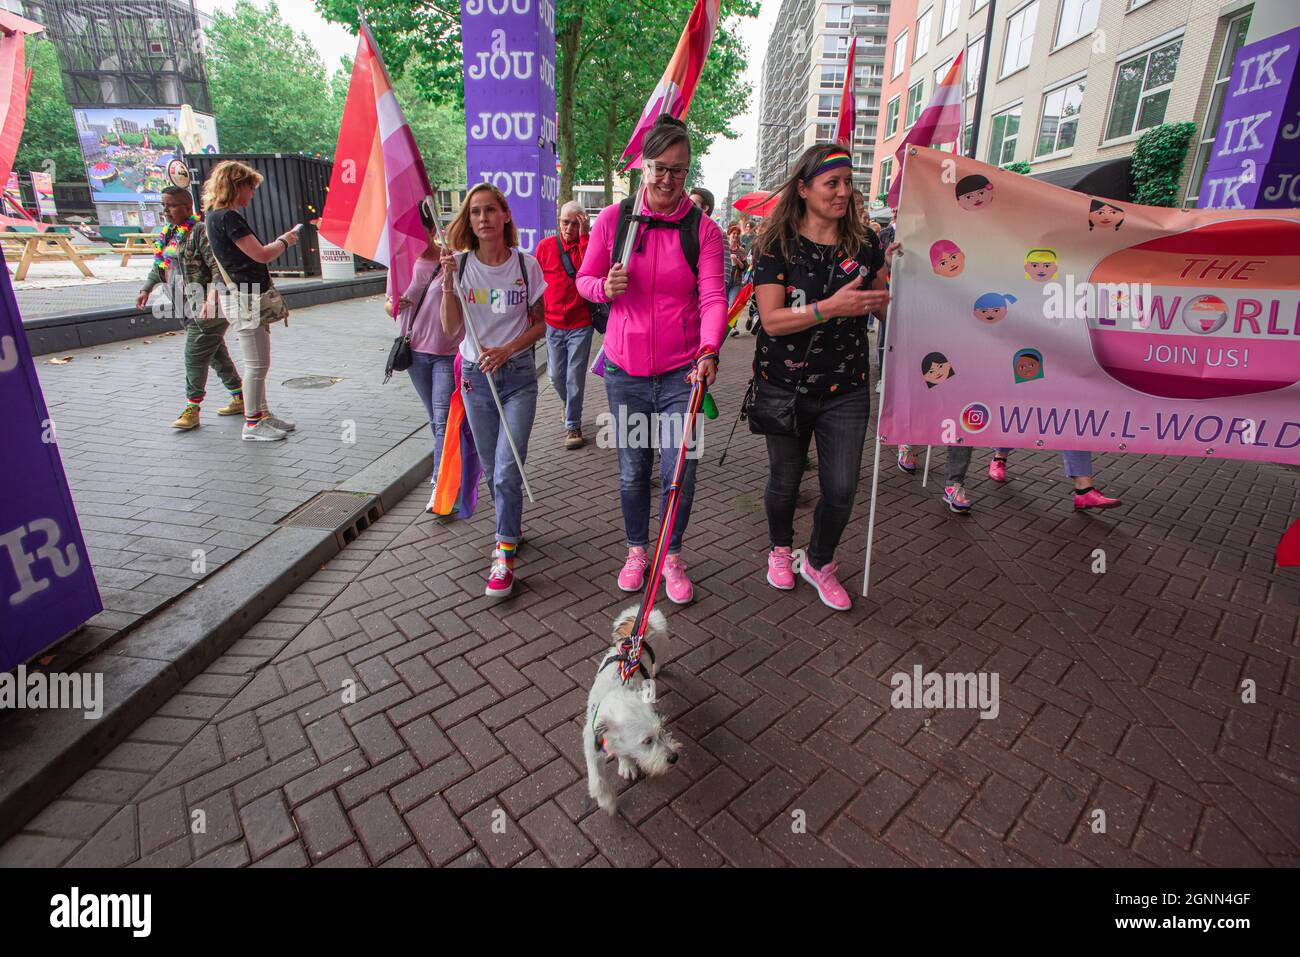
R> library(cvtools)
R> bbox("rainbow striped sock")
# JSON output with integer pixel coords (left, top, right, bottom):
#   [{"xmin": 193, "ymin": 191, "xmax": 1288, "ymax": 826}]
[
  {"xmin": 497, "ymin": 542, "xmax": 517, "ymax": 564},
  {"xmin": 245, "ymin": 411, "xmax": 264, "ymax": 427}
]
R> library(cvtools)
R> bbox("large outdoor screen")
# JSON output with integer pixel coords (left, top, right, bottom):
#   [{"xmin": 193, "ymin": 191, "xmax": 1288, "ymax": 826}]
[{"xmin": 73, "ymin": 106, "xmax": 220, "ymax": 203}]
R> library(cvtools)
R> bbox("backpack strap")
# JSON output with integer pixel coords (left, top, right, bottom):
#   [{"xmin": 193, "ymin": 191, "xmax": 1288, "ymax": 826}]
[
  {"xmin": 611, "ymin": 196, "xmax": 701, "ymax": 278},
  {"xmin": 556, "ymin": 238, "xmax": 578, "ymax": 279},
  {"xmin": 517, "ymin": 250, "xmax": 530, "ymax": 307}
]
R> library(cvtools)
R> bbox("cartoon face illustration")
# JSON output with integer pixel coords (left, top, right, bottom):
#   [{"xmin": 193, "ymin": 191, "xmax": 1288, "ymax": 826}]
[
  {"xmin": 929, "ymin": 240, "xmax": 965, "ymax": 277},
  {"xmin": 1013, "ymin": 348, "xmax": 1044, "ymax": 383},
  {"xmin": 1088, "ymin": 199, "xmax": 1124, "ymax": 231},
  {"xmin": 955, "ymin": 174, "xmax": 993, "ymax": 210},
  {"xmin": 1024, "ymin": 249, "xmax": 1059, "ymax": 282},
  {"xmin": 973, "ymin": 292, "xmax": 1016, "ymax": 323},
  {"xmin": 921, "ymin": 352, "xmax": 955, "ymax": 387}
]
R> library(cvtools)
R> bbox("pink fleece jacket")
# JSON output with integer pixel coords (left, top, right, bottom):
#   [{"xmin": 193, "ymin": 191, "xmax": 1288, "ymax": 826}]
[{"xmin": 575, "ymin": 194, "xmax": 728, "ymax": 377}]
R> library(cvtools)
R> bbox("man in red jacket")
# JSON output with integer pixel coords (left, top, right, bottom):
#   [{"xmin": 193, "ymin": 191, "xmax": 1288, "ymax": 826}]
[{"xmin": 535, "ymin": 200, "xmax": 595, "ymax": 449}]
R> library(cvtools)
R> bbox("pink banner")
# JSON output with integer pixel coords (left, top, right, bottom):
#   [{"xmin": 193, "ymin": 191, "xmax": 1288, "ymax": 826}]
[{"xmin": 878, "ymin": 149, "xmax": 1300, "ymax": 466}]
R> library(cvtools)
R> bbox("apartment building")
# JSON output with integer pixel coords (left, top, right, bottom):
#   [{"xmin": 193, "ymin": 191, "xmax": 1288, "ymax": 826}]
[
  {"xmin": 870, "ymin": 0, "xmax": 1264, "ymax": 209},
  {"xmin": 756, "ymin": 1, "xmax": 893, "ymax": 192},
  {"xmin": 723, "ymin": 167, "xmax": 756, "ymax": 218}
]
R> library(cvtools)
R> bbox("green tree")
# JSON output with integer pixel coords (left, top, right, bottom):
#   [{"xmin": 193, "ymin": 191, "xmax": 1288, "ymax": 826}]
[
  {"xmin": 14, "ymin": 37, "xmax": 85, "ymax": 185},
  {"xmin": 316, "ymin": 0, "xmax": 757, "ymax": 203},
  {"xmin": 206, "ymin": 0, "xmax": 340, "ymax": 155}
]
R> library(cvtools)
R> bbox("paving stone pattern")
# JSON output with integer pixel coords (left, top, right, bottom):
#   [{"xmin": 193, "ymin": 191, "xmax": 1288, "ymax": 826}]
[
  {"xmin": 30, "ymin": 297, "xmax": 431, "ymax": 661},
  {"xmin": 4, "ymin": 341, "xmax": 1298, "ymax": 867}
]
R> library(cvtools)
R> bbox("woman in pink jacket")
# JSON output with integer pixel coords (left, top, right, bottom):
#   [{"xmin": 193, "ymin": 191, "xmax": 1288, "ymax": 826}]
[{"xmin": 576, "ymin": 115, "xmax": 728, "ymax": 602}]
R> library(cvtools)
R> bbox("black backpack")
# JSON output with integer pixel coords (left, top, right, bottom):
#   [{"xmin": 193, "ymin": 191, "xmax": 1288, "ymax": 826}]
[{"xmin": 610, "ymin": 197, "xmax": 702, "ymax": 278}]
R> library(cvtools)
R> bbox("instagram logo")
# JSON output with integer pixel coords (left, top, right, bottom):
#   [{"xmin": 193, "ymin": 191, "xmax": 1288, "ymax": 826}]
[{"xmin": 960, "ymin": 402, "xmax": 991, "ymax": 434}]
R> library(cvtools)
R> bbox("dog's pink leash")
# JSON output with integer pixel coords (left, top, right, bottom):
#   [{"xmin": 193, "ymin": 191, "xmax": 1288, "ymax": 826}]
[{"xmin": 617, "ymin": 376, "xmax": 706, "ymax": 683}]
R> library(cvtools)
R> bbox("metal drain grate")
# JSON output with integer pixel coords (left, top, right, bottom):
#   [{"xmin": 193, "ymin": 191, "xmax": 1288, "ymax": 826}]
[
  {"xmin": 283, "ymin": 375, "xmax": 343, "ymax": 389},
  {"xmin": 280, "ymin": 491, "xmax": 382, "ymax": 546}
]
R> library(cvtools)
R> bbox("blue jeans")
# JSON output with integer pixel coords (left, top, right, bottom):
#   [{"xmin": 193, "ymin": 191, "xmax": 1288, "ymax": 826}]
[
  {"xmin": 764, "ymin": 384, "xmax": 870, "ymax": 568},
  {"xmin": 462, "ymin": 350, "xmax": 538, "ymax": 544},
  {"xmin": 545, "ymin": 325, "xmax": 594, "ymax": 431},
  {"xmin": 603, "ymin": 359, "xmax": 698, "ymax": 553},
  {"xmin": 407, "ymin": 351, "xmax": 457, "ymax": 488}
]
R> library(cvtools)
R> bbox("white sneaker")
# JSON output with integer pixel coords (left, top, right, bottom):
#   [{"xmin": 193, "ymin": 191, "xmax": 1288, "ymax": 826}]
[
  {"xmin": 425, "ymin": 489, "xmax": 438, "ymax": 513},
  {"xmin": 263, "ymin": 412, "xmax": 295, "ymax": 432},
  {"xmin": 242, "ymin": 418, "xmax": 288, "ymax": 441}
]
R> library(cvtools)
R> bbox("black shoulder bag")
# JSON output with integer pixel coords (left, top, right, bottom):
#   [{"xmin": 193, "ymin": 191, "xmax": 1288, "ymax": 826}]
[
  {"xmin": 557, "ymin": 241, "xmax": 610, "ymax": 334},
  {"xmin": 384, "ymin": 264, "xmax": 439, "ymax": 383},
  {"xmin": 744, "ymin": 248, "xmax": 846, "ymax": 437}
]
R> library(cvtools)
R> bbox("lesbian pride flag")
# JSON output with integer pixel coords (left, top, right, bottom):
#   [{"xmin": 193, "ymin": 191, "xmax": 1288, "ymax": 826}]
[
  {"xmin": 619, "ymin": 0, "xmax": 721, "ymax": 170},
  {"xmin": 319, "ymin": 16, "xmax": 432, "ymax": 301},
  {"xmin": 886, "ymin": 49, "xmax": 963, "ymax": 208}
]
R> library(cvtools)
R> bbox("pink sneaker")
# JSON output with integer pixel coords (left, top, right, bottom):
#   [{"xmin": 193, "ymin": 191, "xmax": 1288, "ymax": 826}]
[
  {"xmin": 662, "ymin": 554, "xmax": 694, "ymax": 604},
  {"xmin": 897, "ymin": 445, "xmax": 917, "ymax": 475},
  {"xmin": 767, "ymin": 546, "xmax": 797, "ymax": 590},
  {"xmin": 1074, "ymin": 488, "xmax": 1121, "ymax": 511},
  {"xmin": 485, "ymin": 550, "xmax": 514, "ymax": 599},
  {"xmin": 988, "ymin": 457, "xmax": 1007, "ymax": 483},
  {"xmin": 618, "ymin": 546, "xmax": 648, "ymax": 592},
  {"xmin": 799, "ymin": 559, "xmax": 850, "ymax": 611},
  {"xmin": 943, "ymin": 483, "xmax": 973, "ymax": 513}
]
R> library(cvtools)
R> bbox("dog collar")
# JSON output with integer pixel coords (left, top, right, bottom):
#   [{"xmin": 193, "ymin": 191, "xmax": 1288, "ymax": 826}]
[{"xmin": 598, "ymin": 639, "xmax": 655, "ymax": 677}]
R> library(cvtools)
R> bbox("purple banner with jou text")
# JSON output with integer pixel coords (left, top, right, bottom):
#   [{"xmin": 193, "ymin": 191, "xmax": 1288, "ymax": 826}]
[
  {"xmin": 0, "ymin": 253, "xmax": 101, "ymax": 672},
  {"xmin": 1198, "ymin": 24, "xmax": 1300, "ymax": 209},
  {"xmin": 461, "ymin": 0, "xmax": 559, "ymax": 253}
]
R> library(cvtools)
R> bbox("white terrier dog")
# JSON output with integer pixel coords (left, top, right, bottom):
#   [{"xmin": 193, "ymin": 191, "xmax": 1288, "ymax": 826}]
[{"xmin": 584, "ymin": 605, "xmax": 682, "ymax": 815}]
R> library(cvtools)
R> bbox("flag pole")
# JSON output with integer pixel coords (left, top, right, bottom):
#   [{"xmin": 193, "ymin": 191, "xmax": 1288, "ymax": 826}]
[
  {"xmin": 428, "ymin": 202, "xmax": 535, "ymax": 504},
  {"xmin": 862, "ymin": 256, "xmax": 898, "ymax": 599}
]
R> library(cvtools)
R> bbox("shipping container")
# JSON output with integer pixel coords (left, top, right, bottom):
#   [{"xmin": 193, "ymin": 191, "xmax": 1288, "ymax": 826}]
[{"xmin": 186, "ymin": 153, "xmax": 336, "ymax": 277}]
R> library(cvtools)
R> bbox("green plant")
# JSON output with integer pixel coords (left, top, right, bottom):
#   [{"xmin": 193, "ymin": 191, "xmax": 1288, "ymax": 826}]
[
  {"xmin": 876, "ymin": 190, "xmax": 889, "ymax": 205},
  {"xmin": 1001, "ymin": 160, "xmax": 1031, "ymax": 174},
  {"xmin": 1131, "ymin": 121, "xmax": 1196, "ymax": 206}
]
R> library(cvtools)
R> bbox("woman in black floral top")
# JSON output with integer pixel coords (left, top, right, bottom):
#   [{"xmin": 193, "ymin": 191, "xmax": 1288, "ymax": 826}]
[{"xmin": 750, "ymin": 143, "xmax": 891, "ymax": 611}]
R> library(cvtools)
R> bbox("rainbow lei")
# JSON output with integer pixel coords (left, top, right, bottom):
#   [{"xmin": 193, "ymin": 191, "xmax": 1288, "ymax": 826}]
[{"xmin": 153, "ymin": 214, "xmax": 200, "ymax": 272}]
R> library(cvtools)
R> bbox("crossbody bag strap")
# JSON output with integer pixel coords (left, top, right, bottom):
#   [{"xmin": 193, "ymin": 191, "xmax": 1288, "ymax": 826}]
[
  {"xmin": 556, "ymin": 242, "xmax": 577, "ymax": 279},
  {"xmin": 399, "ymin": 262, "xmax": 440, "ymax": 338}
]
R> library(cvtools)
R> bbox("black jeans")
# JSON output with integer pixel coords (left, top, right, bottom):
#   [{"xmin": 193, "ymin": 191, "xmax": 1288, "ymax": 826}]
[{"xmin": 764, "ymin": 383, "xmax": 871, "ymax": 568}]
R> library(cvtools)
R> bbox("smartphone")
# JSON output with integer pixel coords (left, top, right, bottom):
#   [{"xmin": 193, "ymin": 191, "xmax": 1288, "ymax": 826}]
[{"xmin": 292, "ymin": 223, "xmax": 304, "ymax": 233}]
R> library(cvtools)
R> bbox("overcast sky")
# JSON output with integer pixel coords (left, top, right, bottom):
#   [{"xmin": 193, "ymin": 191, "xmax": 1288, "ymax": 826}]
[{"xmin": 196, "ymin": 0, "xmax": 776, "ymax": 207}]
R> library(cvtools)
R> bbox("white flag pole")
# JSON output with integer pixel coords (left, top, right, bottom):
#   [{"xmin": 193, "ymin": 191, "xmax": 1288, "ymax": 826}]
[
  {"xmin": 862, "ymin": 261, "xmax": 897, "ymax": 599},
  {"xmin": 921, "ymin": 445, "xmax": 932, "ymax": 487},
  {"xmin": 429, "ymin": 200, "xmax": 535, "ymax": 504}
]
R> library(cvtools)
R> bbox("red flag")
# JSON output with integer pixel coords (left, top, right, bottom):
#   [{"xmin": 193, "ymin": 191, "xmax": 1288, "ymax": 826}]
[
  {"xmin": 732, "ymin": 190, "xmax": 778, "ymax": 217},
  {"xmin": 619, "ymin": 0, "xmax": 721, "ymax": 170},
  {"xmin": 834, "ymin": 37, "xmax": 857, "ymax": 149}
]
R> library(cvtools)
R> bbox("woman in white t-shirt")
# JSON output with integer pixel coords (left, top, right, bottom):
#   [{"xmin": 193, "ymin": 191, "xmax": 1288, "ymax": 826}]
[{"xmin": 440, "ymin": 183, "xmax": 547, "ymax": 599}]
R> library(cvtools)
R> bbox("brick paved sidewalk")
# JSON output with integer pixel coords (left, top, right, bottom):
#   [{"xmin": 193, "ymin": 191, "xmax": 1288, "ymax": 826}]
[
  {"xmin": 4, "ymin": 342, "xmax": 1297, "ymax": 867},
  {"xmin": 32, "ymin": 296, "xmax": 432, "ymax": 660}
]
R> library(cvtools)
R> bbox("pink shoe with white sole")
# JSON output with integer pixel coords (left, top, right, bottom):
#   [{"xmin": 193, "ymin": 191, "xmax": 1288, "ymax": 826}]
[
  {"xmin": 1073, "ymin": 488, "xmax": 1121, "ymax": 510},
  {"xmin": 662, "ymin": 554, "xmax": 694, "ymax": 604},
  {"xmin": 800, "ymin": 559, "xmax": 851, "ymax": 611},
  {"xmin": 766, "ymin": 546, "xmax": 797, "ymax": 590},
  {"xmin": 618, "ymin": 546, "xmax": 648, "ymax": 592}
]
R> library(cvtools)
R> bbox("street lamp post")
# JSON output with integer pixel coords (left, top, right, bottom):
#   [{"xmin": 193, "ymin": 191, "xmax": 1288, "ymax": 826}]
[{"xmin": 759, "ymin": 121, "xmax": 794, "ymax": 182}]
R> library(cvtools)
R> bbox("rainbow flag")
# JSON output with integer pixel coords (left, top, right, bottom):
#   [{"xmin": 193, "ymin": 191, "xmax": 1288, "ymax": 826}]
[
  {"xmin": 727, "ymin": 281, "xmax": 752, "ymax": 329},
  {"xmin": 619, "ymin": 0, "xmax": 721, "ymax": 170},
  {"xmin": 887, "ymin": 50, "xmax": 964, "ymax": 208},
  {"xmin": 318, "ymin": 15, "xmax": 432, "ymax": 301},
  {"xmin": 0, "ymin": 11, "xmax": 42, "ymax": 190}
]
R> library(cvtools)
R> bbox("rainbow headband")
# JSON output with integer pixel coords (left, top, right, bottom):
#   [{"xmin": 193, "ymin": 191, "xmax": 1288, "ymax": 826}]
[{"xmin": 809, "ymin": 151, "xmax": 853, "ymax": 179}]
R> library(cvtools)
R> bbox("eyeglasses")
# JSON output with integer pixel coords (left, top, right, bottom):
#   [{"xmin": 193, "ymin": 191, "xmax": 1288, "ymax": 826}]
[{"xmin": 644, "ymin": 161, "xmax": 689, "ymax": 182}]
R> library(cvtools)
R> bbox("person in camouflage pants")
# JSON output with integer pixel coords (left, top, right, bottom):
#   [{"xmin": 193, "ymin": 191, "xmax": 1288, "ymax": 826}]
[{"xmin": 137, "ymin": 186, "xmax": 243, "ymax": 430}]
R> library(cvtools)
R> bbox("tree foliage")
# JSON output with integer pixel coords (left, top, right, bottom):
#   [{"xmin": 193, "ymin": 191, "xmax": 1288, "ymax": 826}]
[
  {"xmin": 15, "ymin": 37, "xmax": 84, "ymax": 185},
  {"xmin": 316, "ymin": 0, "xmax": 757, "ymax": 201}
]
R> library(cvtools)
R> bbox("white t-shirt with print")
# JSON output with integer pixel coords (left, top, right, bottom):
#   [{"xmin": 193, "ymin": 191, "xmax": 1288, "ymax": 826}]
[{"xmin": 454, "ymin": 249, "xmax": 546, "ymax": 363}]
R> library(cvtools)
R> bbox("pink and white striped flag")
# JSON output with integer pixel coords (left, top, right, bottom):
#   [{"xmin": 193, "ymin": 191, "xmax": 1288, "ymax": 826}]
[{"xmin": 886, "ymin": 50, "xmax": 964, "ymax": 208}]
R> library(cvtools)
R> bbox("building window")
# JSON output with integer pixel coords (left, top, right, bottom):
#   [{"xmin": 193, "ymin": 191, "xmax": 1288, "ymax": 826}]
[
  {"xmin": 988, "ymin": 106, "xmax": 1021, "ymax": 165},
  {"xmin": 818, "ymin": 94, "xmax": 841, "ymax": 118},
  {"xmin": 817, "ymin": 122, "xmax": 836, "ymax": 141},
  {"xmin": 905, "ymin": 79, "xmax": 926, "ymax": 128},
  {"xmin": 1105, "ymin": 37, "xmax": 1183, "ymax": 141},
  {"xmin": 824, "ymin": 34, "xmax": 850, "ymax": 60},
  {"xmin": 966, "ymin": 36, "xmax": 983, "ymax": 96},
  {"xmin": 1186, "ymin": 12, "xmax": 1252, "ymax": 204},
  {"xmin": 972, "ymin": 0, "xmax": 989, "ymax": 11},
  {"xmin": 892, "ymin": 30, "xmax": 909, "ymax": 78},
  {"xmin": 821, "ymin": 65, "xmax": 846, "ymax": 88},
  {"xmin": 827, "ymin": 4, "xmax": 853, "ymax": 28},
  {"xmin": 885, "ymin": 95, "xmax": 901, "ymax": 137},
  {"xmin": 941, "ymin": 0, "xmax": 960, "ymax": 38},
  {"xmin": 963, "ymin": 123, "xmax": 972, "ymax": 154},
  {"xmin": 915, "ymin": 9, "xmax": 933, "ymax": 60},
  {"xmin": 879, "ymin": 156, "xmax": 894, "ymax": 195},
  {"xmin": 1036, "ymin": 78, "xmax": 1086, "ymax": 157},
  {"xmin": 1000, "ymin": 2, "xmax": 1038, "ymax": 78},
  {"xmin": 1055, "ymin": 0, "xmax": 1099, "ymax": 49}
]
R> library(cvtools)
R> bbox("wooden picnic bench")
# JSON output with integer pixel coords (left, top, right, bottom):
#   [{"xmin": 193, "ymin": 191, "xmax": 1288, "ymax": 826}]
[
  {"xmin": 113, "ymin": 231, "xmax": 159, "ymax": 267},
  {"xmin": 0, "ymin": 230, "xmax": 107, "ymax": 281}
]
